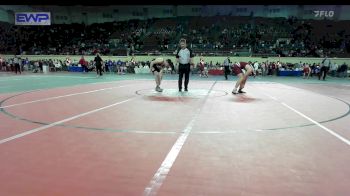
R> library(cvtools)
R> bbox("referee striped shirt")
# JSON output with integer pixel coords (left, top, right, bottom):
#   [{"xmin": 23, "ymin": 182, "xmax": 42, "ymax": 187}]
[{"xmin": 176, "ymin": 48, "xmax": 194, "ymax": 64}]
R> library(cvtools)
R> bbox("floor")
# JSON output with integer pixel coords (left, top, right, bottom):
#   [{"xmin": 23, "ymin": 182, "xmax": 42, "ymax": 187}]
[{"xmin": 0, "ymin": 72, "xmax": 349, "ymax": 196}]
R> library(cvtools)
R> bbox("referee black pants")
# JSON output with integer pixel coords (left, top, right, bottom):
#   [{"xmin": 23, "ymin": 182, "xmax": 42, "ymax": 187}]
[
  {"xmin": 96, "ymin": 65, "xmax": 103, "ymax": 76},
  {"xmin": 15, "ymin": 63, "xmax": 21, "ymax": 74},
  {"xmin": 319, "ymin": 66, "xmax": 329, "ymax": 80},
  {"xmin": 224, "ymin": 66, "xmax": 230, "ymax": 80},
  {"xmin": 178, "ymin": 64, "xmax": 190, "ymax": 90}
]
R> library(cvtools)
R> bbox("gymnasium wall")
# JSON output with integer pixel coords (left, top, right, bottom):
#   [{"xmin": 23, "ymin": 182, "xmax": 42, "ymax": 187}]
[
  {"xmin": 3, "ymin": 55, "xmax": 350, "ymax": 65},
  {"xmin": 0, "ymin": 8, "xmax": 9, "ymax": 22},
  {"xmin": 1, "ymin": 5, "xmax": 350, "ymax": 25}
]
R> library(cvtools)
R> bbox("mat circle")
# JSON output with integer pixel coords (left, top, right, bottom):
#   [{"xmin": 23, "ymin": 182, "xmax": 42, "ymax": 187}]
[{"xmin": 135, "ymin": 88, "xmax": 228, "ymax": 98}]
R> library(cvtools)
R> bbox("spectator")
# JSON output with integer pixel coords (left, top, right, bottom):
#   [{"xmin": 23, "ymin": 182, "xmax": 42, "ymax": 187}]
[
  {"xmin": 94, "ymin": 53, "xmax": 103, "ymax": 77},
  {"xmin": 319, "ymin": 55, "xmax": 331, "ymax": 80},
  {"xmin": 223, "ymin": 57, "xmax": 231, "ymax": 80},
  {"xmin": 330, "ymin": 62, "xmax": 338, "ymax": 77},
  {"xmin": 337, "ymin": 63, "xmax": 348, "ymax": 78},
  {"xmin": 13, "ymin": 55, "xmax": 21, "ymax": 74},
  {"xmin": 79, "ymin": 55, "xmax": 88, "ymax": 72}
]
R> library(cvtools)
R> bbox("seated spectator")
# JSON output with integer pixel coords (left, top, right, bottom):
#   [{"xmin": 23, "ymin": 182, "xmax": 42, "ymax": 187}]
[
  {"xmin": 54, "ymin": 60, "xmax": 62, "ymax": 71},
  {"xmin": 116, "ymin": 59, "xmax": 123, "ymax": 74},
  {"xmin": 337, "ymin": 63, "xmax": 348, "ymax": 78}
]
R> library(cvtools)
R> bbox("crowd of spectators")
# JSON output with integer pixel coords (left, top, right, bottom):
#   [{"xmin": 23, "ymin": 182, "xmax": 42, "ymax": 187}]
[
  {"xmin": 1, "ymin": 16, "xmax": 350, "ymax": 57},
  {"xmin": 1, "ymin": 55, "xmax": 348, "ymax": 78}
]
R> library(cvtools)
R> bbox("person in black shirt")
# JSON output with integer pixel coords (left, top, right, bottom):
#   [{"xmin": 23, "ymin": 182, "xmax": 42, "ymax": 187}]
[
  {"xmin": 150, "ymin": 57, "xmax": 170, "ymax": 92},
  {"xmin": 223, "ymin": 57, "xmax": 231, "ymax": 80},
  {"xmin": 94, "ymin": 53, "xmax": 103, "ymax": 77},
  {"xmin": 38, "ymin": 60, "xmax": 43, "ymax": 73}
]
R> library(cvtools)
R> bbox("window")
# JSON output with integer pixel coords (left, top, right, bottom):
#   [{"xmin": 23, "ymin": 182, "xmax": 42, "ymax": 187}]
[
  {"xmin": 163, "ymin": 9, "xmax": 173, "ymax": 14},
  {"xmin": 192, "ymin": 7, "xmax": 201, "ymax": 13},
  {"xmin": 269, "ymin": 9, "xmax": 280, "ymax": 13},
  {"xmin": 304, "ymin": 10, "xmax": 314, "ymax": 14},
  {"xmin": 103, "ymin": 13, "xmax": 113, "ymax": 18},
  {"xmin": 237, "ymin": 8, "xmax": 247, "ymax": 13},
  {"xmin": 55, "ymin": 16, "xmax": 68, "ymax": 20},
  {"xmin": 132, "ymin": 12, "xmax": 143, "ymax": 16}
]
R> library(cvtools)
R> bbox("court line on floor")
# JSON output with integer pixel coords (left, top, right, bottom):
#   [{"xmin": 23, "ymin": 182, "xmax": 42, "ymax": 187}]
[
  {"xmin": 3, "ymin": 81, "xmax": 349, "ymax": 135},
  {"xmin": 0, "ymin": 77, "xmax": 42, "ymax": 82},
  {"xmin": 0, "ymin": 77, "xmax": 164, "ymax": 94},
  {"xmin": 143, "ymin": 81, "xmax": 217, "ymax": 196},
  {"xmin": 0, "ymin": 75, "xmax": 99, "ymax": 80},
  {"xmin": 0, "ymin": 84, "xmax": 133, "ymax": 109},
  {"xmin": 0, "ymin": 78, "xmax": 125, "ymax": 95},
  {"xmin": 281, "ymin": 102, "xmax": 350, "ymax": 146},
  {"xmin": 256, "ymin": 84, "xmax": 350, "ymax": 146},
  {"xmin": 0, "ymin": 97, "xmax": 136, "ymax": 145}
]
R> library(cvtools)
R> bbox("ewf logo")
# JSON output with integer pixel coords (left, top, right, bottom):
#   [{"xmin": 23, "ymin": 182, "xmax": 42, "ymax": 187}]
[{"xmin": 15, "ymin": 12, "xmax": 51, "ymax": 25}]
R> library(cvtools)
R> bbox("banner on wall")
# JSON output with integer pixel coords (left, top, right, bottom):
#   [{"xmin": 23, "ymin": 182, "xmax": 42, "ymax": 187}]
[{"xmin": 15, "ymin": 12, "xmax": 51, "ymax": 25}]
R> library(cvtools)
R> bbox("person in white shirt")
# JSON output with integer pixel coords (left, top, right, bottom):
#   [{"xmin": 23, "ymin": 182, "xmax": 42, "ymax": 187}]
[
  {"xmin": 253, "ymin": 61, "xmax": 259, "ymax": 76},
  {"xmin": 0, "ymin": 56, "xmax": 4, "ymax": 71},
  {"xmin": 65, "ymin": 58, "xmax": 71, "ymax": 67},
  {"xmin": 261, "ymin": 62, "xmax": 267, "ymax": 76},
  {"xmin": 13, "ymin": 55, "xmax": 21, "ymax": 74},
  {"xmin": 176, "ymin": 38, "xmax": 194, "ymax": 92},
  {"xmin": 54, "ymin": 59, "xmax": 62, "ymax": 71},
  {"xmin": 319, "ymin": 55, "xmax": 331, "ymax": 80},
  {"xmin": 330, "ymin": 63, "xmax": 338, "ymax": 77}
]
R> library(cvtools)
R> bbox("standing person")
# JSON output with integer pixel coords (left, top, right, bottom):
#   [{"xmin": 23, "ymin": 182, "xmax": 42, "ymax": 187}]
[
  {"xmin": 261, "ymin": 62, "xmax": 266, "ymax": 76},
  {"xmin": 310, "ymin": 63, "xmax": 316, "ymax": 77},
  {"xmin": 223, "ymin": 57, "xmax": 231, "ymax": 80},
  {"xmin": 267, "ymin": 62, "xmax": 272, "ymax": 76},
  {"xmin": 13, "ymin": 55, "xmax": 21, "ymax": 74},
  {"xmin": 94, "ymin": 53, "xmax": 103, "ymax": 77},
  {"xmin": 0, "ymin": 56, "xmax": 4, "ymax": 71},
  {"xmin": 176, "ymin": 38, "xmax": 194, "ymax": 92},
  {"xmin": 199, "ymin": 56, "xmax": 208, "ymax": 77},
  {"xmin": 23, "ymin": 57, "xmax": 30, "ymax": 71},
  {"xmin": 271, "ymin": 61, "xmax": 277, "ymax": 76},
  {"xmin": 150, "ymin": 57, "xmax": 170, "ymax": 92},
  {"xmin": 231, "ymin": 61, "xmax": 253, "ymax": 94},
  {"xmin": 79, "ymin": 55, "xmax": 88, "ymax": 73},
  {"xmin": 253, "ymin": 61, "xmax": 259, "ymax": 77},
  {"xmin": 330, "ymin": 62, "xmax": 338, "ymax": 77},
  {"xmin": 38, "ymin": 60, "xmax": 43, "ymax": 73},
  {"xmin": 319, "ymin": 55, "xmax": 330, "ymax": 80}
]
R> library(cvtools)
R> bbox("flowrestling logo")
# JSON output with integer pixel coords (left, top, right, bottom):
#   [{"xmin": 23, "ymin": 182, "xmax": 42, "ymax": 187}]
[
  {"xmin": 314, "ymin": 10, "xmax": 334, "ymax": 18},
  {"xmin": 15, "ymin": 12, "xmax": 51, "ymax": 25}
]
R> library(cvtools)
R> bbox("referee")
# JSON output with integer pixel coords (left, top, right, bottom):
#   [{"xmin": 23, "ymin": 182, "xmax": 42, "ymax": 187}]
[
  {"xmin": 319, "ymin": 55, "xmax": 330, "ymax": 81},
  {"xmin": 94, "ymin": 53, "xmax": 103, "ymax": 77},
  {"xmin": 176, "ymin": 38, "xmax": 194, "ymax": 92},
  {"xmin": 223, "ymin": 57, "xmax": 231, "ymax": 80},
  {"xmin": 14, "ymin": 55, "xmax": 21, "ymax": 75}
]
